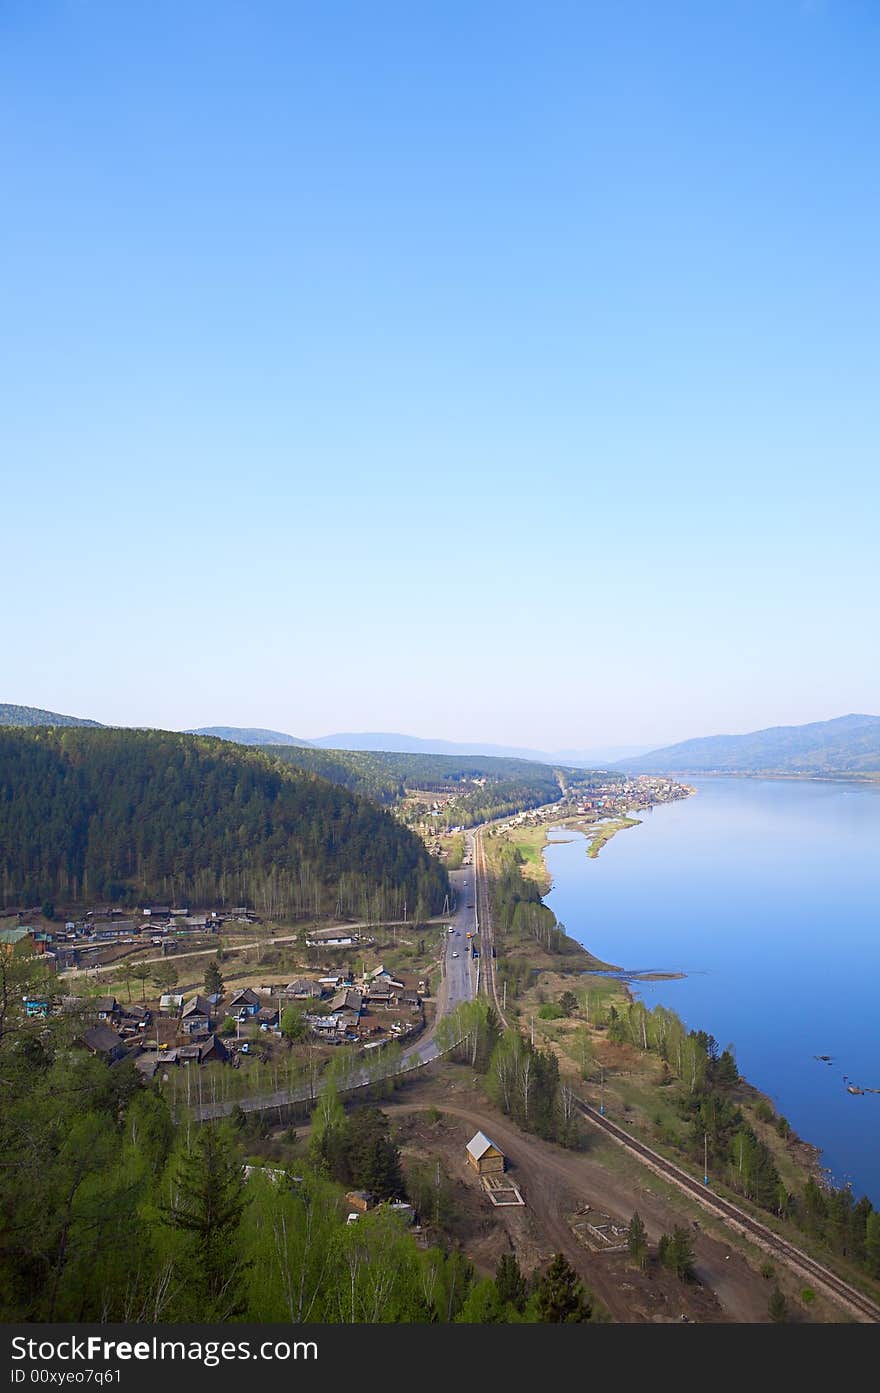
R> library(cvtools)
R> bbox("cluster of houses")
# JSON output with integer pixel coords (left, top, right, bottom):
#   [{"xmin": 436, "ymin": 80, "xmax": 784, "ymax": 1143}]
[
  {"xmin": 0, "ymin": 904, "xmax": 261, "ymax": 974},
  {"xmin": 295, "ymin": 964, "xmax": 425, "ymax": 1047},
  {"xmin": 20, "ymin": 962, "xmax": 425, "ymax": 1078},
  {"xmin": 493, "ymin": 775, "xmax": 693, "ymax": 832},
  {"xmin": 572, "ymin": 775, "xmax": 691, "ymax": 816}
]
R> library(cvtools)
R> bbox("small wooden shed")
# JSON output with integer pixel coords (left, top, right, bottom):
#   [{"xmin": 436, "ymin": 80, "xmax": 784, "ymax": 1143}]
[
  {"xmin": 345, "ymin": 1190, "xmax": 375, "ymax": 1213},
  {"xmin": 466, "ymin": 1131, "xmax": 505, "ymax": 1175}
]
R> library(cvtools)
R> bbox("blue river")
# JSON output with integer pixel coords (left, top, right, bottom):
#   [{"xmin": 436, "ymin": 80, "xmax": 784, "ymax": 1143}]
[{"xmin": 543, "ymin": 776, "xmax": 880, "ymax": 1204}]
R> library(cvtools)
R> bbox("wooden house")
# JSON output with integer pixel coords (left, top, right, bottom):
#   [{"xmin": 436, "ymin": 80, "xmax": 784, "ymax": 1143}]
[{"xmin": 466, "ymin": 1131, "xmax": 505, "ymax": 1175}]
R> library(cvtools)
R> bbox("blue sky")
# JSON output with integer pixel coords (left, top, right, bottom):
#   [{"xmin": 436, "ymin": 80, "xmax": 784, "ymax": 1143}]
[{"xmin": 2, "ymin": 1, "xmax": 878, "ymax": 748}]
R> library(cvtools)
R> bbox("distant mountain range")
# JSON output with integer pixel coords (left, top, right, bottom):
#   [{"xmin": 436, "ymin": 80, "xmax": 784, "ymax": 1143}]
[
  {"xmin": 306, "ymin": 731, "xmax": 650, "ymax": 765},
  {"xmin": 615, "ymin": 714, "xmax": 880, "ymax": 775},
  {"xmin": 187, "ymin": 726, "xmax": 311, "ymax": 746},
  {"xmin": 0, "ymin": 706, "xmax": 638, "ymax": 765},
  {"xmin": 6, "ymin": 702, "xmax": 880, "ymax": 775}
]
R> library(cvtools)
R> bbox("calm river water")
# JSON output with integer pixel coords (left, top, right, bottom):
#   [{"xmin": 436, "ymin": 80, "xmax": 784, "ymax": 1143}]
[{"xmin": 543, "ymin": 776, "xmax": 880, "ymax": 1203}]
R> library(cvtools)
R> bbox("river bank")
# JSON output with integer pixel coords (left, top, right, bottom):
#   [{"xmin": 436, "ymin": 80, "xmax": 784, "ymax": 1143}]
[
  {"xmin": 500, "ymin": 811, "xmax": 659, "ymax": 896},
  {"xmin": 541, "ymin": 776, "xmax": 880, "ymax": 1207},
  {"xmin": 482, "ymin": 794, "xmax": 880, "ymax": 1308}
]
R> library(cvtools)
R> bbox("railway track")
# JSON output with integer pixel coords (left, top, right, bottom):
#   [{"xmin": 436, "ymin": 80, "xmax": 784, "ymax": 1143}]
[
  {"xmin": 575, "ymin": 1098, "xmax": 880, "ymax": 1323},
  {"xmin": 472, "ymin": 827, "xmax": 508, "ymax": 1028}
]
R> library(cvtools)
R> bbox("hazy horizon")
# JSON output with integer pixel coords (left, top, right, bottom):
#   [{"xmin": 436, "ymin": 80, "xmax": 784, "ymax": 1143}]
[
  {"xmin": 4, "ymin": 700, "xmax": 879, "ymax": 761},
  {"xmin": 3, "ymin": 1, "xmax": 879, "ymax": 746}
]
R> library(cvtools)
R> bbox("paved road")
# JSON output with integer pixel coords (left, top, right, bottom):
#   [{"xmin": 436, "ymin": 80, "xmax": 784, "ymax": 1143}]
[
  {"xmin": 398, "ymin": 841, "xmax": 478, "ymax": 1066},
  {"xmin": 190, "ymin": 820, "xmax": 880, "ymax": 1320},
  {"xmin": 192, "ymin": 849, "xmax": 477, "ymax": 1117}
]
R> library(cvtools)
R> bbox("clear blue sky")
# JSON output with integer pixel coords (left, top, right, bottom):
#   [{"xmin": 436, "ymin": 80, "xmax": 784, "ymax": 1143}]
[{"xmin": 2, "ymin": 0, "xmax": 878, "ymax": 749}]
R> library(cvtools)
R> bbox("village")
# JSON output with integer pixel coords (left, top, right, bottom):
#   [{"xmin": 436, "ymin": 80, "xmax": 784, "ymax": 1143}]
[
  {"xmin": 15, "ymin": 955, "xmax": 429, "ymax": 1082},
  {"xmin": 0, "ymin": 892, "xmax": 442, "ymax": 1093},
  {"xmin": 490, "ymin": 774, "xmax": 693, "ymax": 834}
]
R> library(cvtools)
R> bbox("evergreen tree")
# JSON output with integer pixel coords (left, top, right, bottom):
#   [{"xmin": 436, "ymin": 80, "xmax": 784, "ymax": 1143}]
[
  {"xmin": 715, "ymin": 1049, "xmax": 739, "ymax": 1086},
  {"xmin": 769, "ymin": 1286, "xmax": 788, "ymax": 1322},
  {"xmin": 530, "ymin": 1254, "xmax": 591, "ymax": 1323},
  {"xmin": 660, "ymin": 1227, "xmax": 695, "ymax": 1280},
  {"xmin": 161, "ymin": 1124, "xmax": 249, "ymax": 1318},
  {"xmin": 455, "ymin": 1277, "xmax": 504, "ymax": 1324},
  {"xmin": 627, "ymin": 1211, "xmax": 648, "ymax": 1269},
  {"xmin": 204, "ymin": 958, "xmax": 225, "ymax": 997},
  {"xmin": 345, "ymin": 1108, "xmax": 404, "ymax": 1200},
  {"xmin": 495, "ymin": 1252, "xmax": 527, "ymax": 1311}
]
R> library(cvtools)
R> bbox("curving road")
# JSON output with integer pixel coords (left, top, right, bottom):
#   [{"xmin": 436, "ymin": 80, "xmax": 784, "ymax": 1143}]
[
  {"xmin": 192, "ymin": 853, "xmax": 477, "ymax": 1117},
  {"xmin": 188, "ymin": 818, "xmax": 880, "ymax": 1320}
]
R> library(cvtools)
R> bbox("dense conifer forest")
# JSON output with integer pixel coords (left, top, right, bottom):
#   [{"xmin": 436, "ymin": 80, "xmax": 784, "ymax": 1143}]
[
  {"xmin": 268, "ymin": 745, "xmax": 620, "ymax": 826},
  {"xmin": 0, "ymin": 728, "xmax": 447, "ymax": 918}
]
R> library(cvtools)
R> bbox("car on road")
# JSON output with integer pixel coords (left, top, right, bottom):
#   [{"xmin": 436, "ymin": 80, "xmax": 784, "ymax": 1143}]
[{"xmin": 451, "ymin": 951, "xmax": 459, "ymax": 958}]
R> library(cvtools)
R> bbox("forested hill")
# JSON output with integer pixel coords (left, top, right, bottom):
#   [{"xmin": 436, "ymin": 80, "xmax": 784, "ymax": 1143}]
[
  {"xmin": 0, "ymin": 729, "xmax": 448, "ymax": 919},
  {"xmin": 615, "ymin": 714, "xmax": 880, "ymax": 775},
  {"xmin": 267, "ymin": 746, "xmax": 620, "ymax": 826},
  {"xmin": 265, "ymin": 746, "xmax": 405, "ymax": 804},
  {"xmin": 0, "ymin": 702, "xmax": 103, "ymax": 729}
]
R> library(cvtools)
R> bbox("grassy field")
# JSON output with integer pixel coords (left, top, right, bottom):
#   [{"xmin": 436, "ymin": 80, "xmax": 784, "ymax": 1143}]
[
  {"xmin": 499, "ymin": 815, "xmax": 643, "ymax": 896},
  {"xmin": 583, "ymin": 816, "xmax": 640, "ymax": 856},
  {"xmin": 503, "ymin": 824, "xmax": 556, "ymax": 892}
]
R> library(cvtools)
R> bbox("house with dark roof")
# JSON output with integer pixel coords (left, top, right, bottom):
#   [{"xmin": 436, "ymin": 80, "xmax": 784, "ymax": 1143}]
[
  {"xmin": 181, "ymin": 994, "xmax": 213, "ymax": 1036},
  {"xmin": 227, "ymin": 988, "xmax": 261, "ymax": 1018},
  {"xmin": 80, "ymin": 1025, "xmax": 127, "ymax": 1063},
  {"xmin": 117, "ymin": 1003, "xmax": 152, "ymax": 1033},
  {"xmin": 178, "ymin": 1035, "xmax": 229, "ymax": 1065},
  {"xmin": 285, "ymin": 978, "xmax": 324, "ymax": 1000},
  {"xmin": 91, "ymin": 997, "xmax": 119, "ymax": 1022}
]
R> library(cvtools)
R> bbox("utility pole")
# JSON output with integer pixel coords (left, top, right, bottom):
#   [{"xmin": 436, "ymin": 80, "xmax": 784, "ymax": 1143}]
[
  {"xmin": 502, "ymin": 980, "xmax": 507, "ymax": 1011},
  {"xmin": 704, "ymin": 1132, "xmax": 709, "ymax": 1186},
  {"xmin": 600, "ymin": 1066, "xmax": 605, "ymax": 1116}
]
